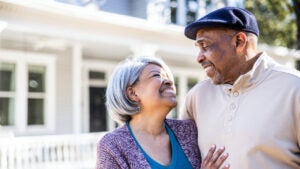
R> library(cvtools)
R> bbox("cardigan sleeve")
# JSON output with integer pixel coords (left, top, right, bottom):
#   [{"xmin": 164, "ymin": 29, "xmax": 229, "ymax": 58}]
[{"xmin": 96, "ymin": 139, "xmax": 123, "ymax": 169}]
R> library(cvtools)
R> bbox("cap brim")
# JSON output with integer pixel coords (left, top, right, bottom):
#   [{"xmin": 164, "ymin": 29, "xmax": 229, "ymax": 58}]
[{"xmin": 184, "ymin": 21, "xmax": 244, "ymax": 40}]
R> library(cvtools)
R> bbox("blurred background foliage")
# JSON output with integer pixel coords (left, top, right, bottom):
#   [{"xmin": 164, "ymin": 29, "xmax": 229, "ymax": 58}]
[{"xmin": 245, "ymin": 0, "xmax": 300, "ymax": 49}]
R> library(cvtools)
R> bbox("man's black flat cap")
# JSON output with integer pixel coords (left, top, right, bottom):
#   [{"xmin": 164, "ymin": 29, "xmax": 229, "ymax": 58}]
[{"xmin": 184, "ymin": 7, "xmax": 259, "ymax": 40}]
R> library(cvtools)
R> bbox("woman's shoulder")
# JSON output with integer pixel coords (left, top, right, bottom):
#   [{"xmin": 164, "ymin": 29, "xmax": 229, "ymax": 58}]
[
  {"xmin": 98, "ymin": 124, "xmax": 131, "ymax": 148},
  {"xmin": 165, "ymin": 119, "xmax": 197, "ymax": 132},
  {"xmin": 96, "ymin": 124, "xmax": 148, "ymax": 168},
  {"xmin": 165, "ymin": 118, "xmax": 195, "ymax": 125}
]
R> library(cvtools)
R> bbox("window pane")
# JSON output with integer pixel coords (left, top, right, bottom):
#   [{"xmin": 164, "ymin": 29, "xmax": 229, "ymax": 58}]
[
  {"xmin": 0, "ymin": 98, "xmax": 14, "ymax": 126},
  {"xmin": 170, "ymin": 0, "xmax": 177, "ymax": 24},
  {"xmin": 0, "ymin": 63, "xmax": 15, "ymax": 91},
  {"xmin": 296, "ymin": 60, "xmax": 300, "ymax": 71},
  {"xmin": 186, "ymin": 0, "xmax": 198, "ymax": 24},
  {"xmin": 28, "ymin": 98, "xmax": 44, "ymax": 125},
  {"xmin": 28, "ymin": 65, "xmax": 45, "ymax": 92},
  {"xmin": 89, "ymin": 71, "xmax": 105, "ymax": 80}
]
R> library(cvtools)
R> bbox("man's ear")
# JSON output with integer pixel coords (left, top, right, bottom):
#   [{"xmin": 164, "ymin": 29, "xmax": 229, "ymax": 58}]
[
  {"xmin": 235, "ymin": 32, "xmax": 247, "ymax": 52},
  {"xmin": 126, "ymin": 87, "xmax": 140, "ymax": 102}
]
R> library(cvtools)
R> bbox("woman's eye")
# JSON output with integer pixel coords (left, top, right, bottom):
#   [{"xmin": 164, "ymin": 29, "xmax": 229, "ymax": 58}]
[{"xmin": 153, "ymin": 74, "xmax": 161, "ymax": 77}]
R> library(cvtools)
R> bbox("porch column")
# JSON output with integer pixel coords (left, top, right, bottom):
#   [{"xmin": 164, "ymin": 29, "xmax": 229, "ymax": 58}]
[
  {"xmin": 198, "ymin": 0, "xmax": 207, "ymax": 18},
  {"xmin": 15, "ymin": 59, "xmax": 27, "ymax": 134},
  {"xmin": 177, "ymin": 0, "xmax": 186, "ymax": 25},
  {"xmin": 0, "ymin": 21, "xmax": 7, "ymax": 33},
  {"xmin": 72, "ymin": 42, "xmax": 82, "ymax": 134},
  {"xmin": 178, "ymin": 74, "xmax": 187, "ymax": 111}
]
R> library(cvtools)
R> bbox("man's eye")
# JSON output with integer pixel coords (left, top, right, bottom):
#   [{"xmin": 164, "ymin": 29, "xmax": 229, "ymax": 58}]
[
  {"xmin": 195, "ymin": 42, "xmax": 209, "ymax": 50},
  {"xmin": 201, "ymin": 43, "xmax": 209, "ymax": 49}
]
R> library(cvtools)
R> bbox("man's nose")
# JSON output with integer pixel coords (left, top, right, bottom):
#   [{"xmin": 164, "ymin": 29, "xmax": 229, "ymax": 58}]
[{"xmin": 197, "ymin": 52, "xmax": 205, "ymax": 63}]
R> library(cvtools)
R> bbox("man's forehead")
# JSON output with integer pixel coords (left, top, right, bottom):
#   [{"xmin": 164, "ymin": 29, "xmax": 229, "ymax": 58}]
[
  {"xmin": 195, "ymin": 29, "xmax": 216, "ymax": 41},
  {"xmin": 196, "ymin": 28, "xmax": 235, "ymax": 40},
  {"xmin": 195, "ymin": 37, "xmax": 207, "ymax": 43}
]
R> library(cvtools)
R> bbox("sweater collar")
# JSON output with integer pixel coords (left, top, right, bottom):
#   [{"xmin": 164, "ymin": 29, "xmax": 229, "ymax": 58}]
[{"xmin": 221, "ymin": 52, "xmax": 275, "ymax": 93}]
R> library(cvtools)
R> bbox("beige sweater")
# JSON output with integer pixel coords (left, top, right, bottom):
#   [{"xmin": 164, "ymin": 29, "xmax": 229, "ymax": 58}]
[{"xmin": 181, "ymin": 52, "xmax": 300, "ymax": 169}]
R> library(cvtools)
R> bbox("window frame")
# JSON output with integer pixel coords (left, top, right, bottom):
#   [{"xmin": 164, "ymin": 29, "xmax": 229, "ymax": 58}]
[
  {"xmin": 168, "ymin": 66, "xmax": 206, "ymax": 118},
  {"xmin": 83, "ymin": 60, "xmax": 115, "ymax": 132},
  {"xmin": 0, "ymin": 62, "xmax": 16, "ymax": 126},
  {"xmin": 0, "ymin": 50, "xmax": 56, "ymax": 135}
]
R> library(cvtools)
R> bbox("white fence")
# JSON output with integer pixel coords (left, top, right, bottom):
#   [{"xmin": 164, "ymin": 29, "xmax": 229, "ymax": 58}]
[{"xmin": 0, "ymin": 132, "xmax": 106, "ymax": 169}]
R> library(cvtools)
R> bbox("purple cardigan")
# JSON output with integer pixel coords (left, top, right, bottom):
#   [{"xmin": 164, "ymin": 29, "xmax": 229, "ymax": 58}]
[{"xmin": 96, "ymin": 119, "xmax": 201, "ymax": 169}]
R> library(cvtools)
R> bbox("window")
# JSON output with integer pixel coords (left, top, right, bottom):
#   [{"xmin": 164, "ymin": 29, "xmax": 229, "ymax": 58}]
[
  {"xmin": 187, "ymin": 77, "xmax": 198, "ymax": 90},
  {"xmin": 0, "ymin": 50, "xmax": 55, "ymax": 134},
  {"xmin": 0, "ymin": 63, "xmax": 16, "ymax": 126},
  {"xmin": 27, "ymin": 65, "xmax": 46, "ymax": 125},
  {"xmin": 88, "ymin": 70, "xmax": 107, "ymax": 132},
  {"xmin": 89, "ymin": 71, "xmax": 105, "ymax": 80},
  {"xmin": 296, "ymin": 60, "xmax": 300, "ymax": 71},
  {"xmin": 186, "ymin": 0, "xmax": 198, "ymax": 24},
  {"xmin": 170, "ymin": 0, "xmax": 178, "ymax": 24},
  {"xmin": 170, "ymin": 0, "xmax": 199, "ymax": 25},
  {"xmin": 167, "ymin": 71, "xmax": 200, "ymax": 119}
]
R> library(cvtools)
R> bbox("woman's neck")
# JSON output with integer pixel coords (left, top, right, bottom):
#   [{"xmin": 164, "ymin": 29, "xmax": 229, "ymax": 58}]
[{"xmin": 129, "ymin": 114, "xmax": 166, "ymax": 136}]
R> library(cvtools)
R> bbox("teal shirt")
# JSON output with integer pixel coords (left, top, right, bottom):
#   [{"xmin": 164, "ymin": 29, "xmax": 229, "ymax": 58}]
[{"xmin": 126, "ymin": 121, "xmax": 193, "ymax": 169}]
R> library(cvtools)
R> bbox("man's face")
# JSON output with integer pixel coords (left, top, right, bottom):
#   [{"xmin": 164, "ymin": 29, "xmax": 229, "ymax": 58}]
[{"xmin": 195, "ymin": 28, "xmax": 241, "ymax": 85}]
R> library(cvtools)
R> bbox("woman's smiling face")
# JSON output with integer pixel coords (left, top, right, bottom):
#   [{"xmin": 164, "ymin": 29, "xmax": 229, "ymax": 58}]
[{"xmin": 133, "ymin": 63, "xmax": 177, "ymax": 111}]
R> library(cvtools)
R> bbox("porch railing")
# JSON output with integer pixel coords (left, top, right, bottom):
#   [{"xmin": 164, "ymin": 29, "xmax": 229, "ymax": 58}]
[{"xmin": 0, "ymin": 132, "xmax": 106, "ymax": 169}]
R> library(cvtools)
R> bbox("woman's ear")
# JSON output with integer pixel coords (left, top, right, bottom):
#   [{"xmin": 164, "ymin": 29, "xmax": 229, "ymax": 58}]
[{"xmin": 126, "ymin": 87, "xmax": 140, "ymax": 102}]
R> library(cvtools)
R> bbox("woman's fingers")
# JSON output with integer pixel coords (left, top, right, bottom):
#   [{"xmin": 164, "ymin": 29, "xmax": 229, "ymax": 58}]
[
  {"xmin": 202, "ymin": 145, "xmax": 216, "ymax": 166},
  {"xmin": 211, "ymin": 146, "xmax": 225, "ymax": 163},
  {"xmin": 201, "ymin": 145, "xmax": 230, "ymax": 169},
  {"xmin": 213, "ymin": 151, "xmax": 228, "ymax": 168},
  {"xmin": 221, "ymin": 164, "xmax": 230, "ymax": 169}
]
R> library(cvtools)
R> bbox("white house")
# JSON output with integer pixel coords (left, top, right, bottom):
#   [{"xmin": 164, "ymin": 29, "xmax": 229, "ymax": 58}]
[{"xmin": 0, "ymin": 0, "xmax": 299, "ymax": 168}]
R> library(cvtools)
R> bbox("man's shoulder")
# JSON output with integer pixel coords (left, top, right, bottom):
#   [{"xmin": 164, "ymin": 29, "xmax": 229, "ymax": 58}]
[
  {"xmin": 189, "ymin": 79, "xmax": 211, "ymax": 90},
  {"xmin": 263, "ymin": 52, "xmax": 300, "ymax": 79},
  {"xmin": 271, "ymin": 64, "xmax": 300, "ymax": 83},
  {"xmin": 187, "ymin": 79, "xmax": 219, "ymax": 97}
]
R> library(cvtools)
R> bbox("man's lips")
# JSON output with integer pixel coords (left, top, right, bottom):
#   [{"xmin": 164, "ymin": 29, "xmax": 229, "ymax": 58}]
[
  {"xmin": 204, "ymin": 65, "xmax": 213, "ymax": 71},
  {"xmin": 201, "ymin": 62, "xmax": 215, "ymax": 76},
  {"xmin": 201, "ymin": 61, "xmax": 212, "ymax": 69}
]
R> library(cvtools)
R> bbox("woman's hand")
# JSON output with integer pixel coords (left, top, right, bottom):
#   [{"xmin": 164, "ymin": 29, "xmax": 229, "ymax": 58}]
[{"xmin": 201, "ymin": 145, "xmax": 230, "ymax": 169}]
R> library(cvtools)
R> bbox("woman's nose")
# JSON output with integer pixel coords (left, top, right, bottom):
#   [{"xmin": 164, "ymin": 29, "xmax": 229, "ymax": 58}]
[{"xmin": 163, "ymin": 78, "xmax": 173, "ymax": 86}]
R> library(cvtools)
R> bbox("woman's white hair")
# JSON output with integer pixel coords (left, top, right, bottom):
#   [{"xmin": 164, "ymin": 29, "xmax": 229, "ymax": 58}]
[{"xmin": 106, "ymin": 56, "xmax": 174, "ymax": 124}]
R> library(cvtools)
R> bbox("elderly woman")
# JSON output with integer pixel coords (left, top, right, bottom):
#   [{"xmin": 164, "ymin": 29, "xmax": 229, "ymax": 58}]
[{"xmin": 96, "ymin": 56, "xmax": 229, "ymax": 169}]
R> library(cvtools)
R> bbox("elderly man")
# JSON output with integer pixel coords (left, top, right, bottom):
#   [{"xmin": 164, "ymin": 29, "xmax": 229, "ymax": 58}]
[{"xmin": 180, "ymin": 7, "xmax": 300, "ymax": 169}]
